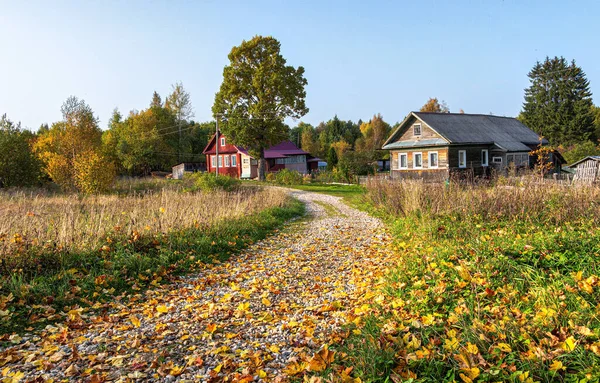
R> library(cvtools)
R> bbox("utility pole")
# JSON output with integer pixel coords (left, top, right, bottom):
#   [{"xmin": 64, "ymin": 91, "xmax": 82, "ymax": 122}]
[{"xmin": 215, "ymin": 116, "xmax": 219, "ymax": 175}]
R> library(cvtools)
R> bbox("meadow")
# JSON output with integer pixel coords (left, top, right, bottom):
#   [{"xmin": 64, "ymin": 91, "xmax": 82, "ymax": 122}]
[
  {"xmin": 0, "ymin": 180, "xmax": 303, "ymax": 333},
  {"xmin": 333, "ymin": 178, "xmax": 600, "ymax": 382}
]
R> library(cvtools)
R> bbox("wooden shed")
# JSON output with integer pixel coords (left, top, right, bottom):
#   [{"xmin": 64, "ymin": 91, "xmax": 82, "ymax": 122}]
[
  {"xmin": 172, "ymin": 162, "xmax": 206, "ymax": 180},
  {"xmin": 569, "ymin": 156, "xmax": 600, "ymax": 184}
]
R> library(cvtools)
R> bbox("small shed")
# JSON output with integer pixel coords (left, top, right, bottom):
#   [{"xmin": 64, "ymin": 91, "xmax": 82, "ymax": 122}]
[
  {"xmin": 172, "ymin": 162, "xmax": 206, "ymax": 180},
  {"xmin": 569, "ymin": 156, "xmax": 600, "ymax": 184}
]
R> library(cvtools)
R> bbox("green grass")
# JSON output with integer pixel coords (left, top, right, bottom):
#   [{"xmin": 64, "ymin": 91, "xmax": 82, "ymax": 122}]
[
  {"xmin": 328, "ymin": 184, "xmax": 600, "ymax": 382},
  {"xmin": 0, "ymin": 197, "xmax": 305, "ymax": 334},
  {"xmin": 288, "ymin": 183, "xmax": 366, "ymax": 208}
]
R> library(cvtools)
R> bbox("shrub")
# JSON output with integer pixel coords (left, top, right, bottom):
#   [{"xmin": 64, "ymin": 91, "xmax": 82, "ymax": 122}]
[
  {"xmin": 188, "ymin": 172, "xmax": 240, "ymax": 192},
  {"xmin": 273, "ymin": 169, "xmax": 304, "ymax": 185},
  {"xmin": 74, "ymin": 150, "xmax": 116, "ymax": 193}
]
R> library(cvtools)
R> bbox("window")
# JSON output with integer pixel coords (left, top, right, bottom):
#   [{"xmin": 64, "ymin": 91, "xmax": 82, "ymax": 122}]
[
  {"xmin": 220, "ymin": 137, "xmax": 225, "ymax": 146},
  {"xmin": 224, "ymin": 155, "xmax": 230, "ymax": 167},
  {"xmin": 218, "ymin": 155, "xmax": 223, "ymax": 167},
  {"xmin": 481, "ymin": 150, "xmax": 489, "ymax": 167},
  {"xmin": 428, "ymin": 151, "xmax": 438, "ymax": 168},
  {"xmin": 211, "ymin": 156, "xmax": 216, "ymax": 167},
  {"xmin": 413, "ymin": 124, "xmax": 422, "ymax": 136},
  {"xmin": 231, "ymin": 155, "xmax": 237, "ymax": 167},
  {"xmin": 399, "ymin": 153, "xmax": 408, "ymax": 169},
  {"xmin": 493, "ymin": 156, "xmax": 502, "ymax": 164},
  {"xmin": 413, "ymin": 152, "xmax": 423, "ymax": 169},
  {"xmin": 458, "ymin": 150, "xmax": 466, "ymax": 168}
]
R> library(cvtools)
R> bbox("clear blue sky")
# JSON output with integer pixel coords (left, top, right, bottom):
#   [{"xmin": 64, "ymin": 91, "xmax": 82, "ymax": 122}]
[{"xmin": 1, "ymin": 0, "xmax": 599, "ymax": 130}]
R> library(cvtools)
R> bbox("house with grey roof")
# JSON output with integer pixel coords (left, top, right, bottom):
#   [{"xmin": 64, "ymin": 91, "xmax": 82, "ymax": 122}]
[{"xmin": 382, "ymin": 112, "xmax": 563, "ymax": 179}]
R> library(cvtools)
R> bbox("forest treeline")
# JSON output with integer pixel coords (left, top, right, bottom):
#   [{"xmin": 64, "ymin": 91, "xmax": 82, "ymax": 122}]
[{"xmin": 0, "ymin": 83, "xmax": 400, "ymax": 191}]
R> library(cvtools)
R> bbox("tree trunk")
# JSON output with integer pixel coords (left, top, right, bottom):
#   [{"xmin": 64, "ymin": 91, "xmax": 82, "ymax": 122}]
[{"xmin": 258, "ymin": 148, "xmax": 266, "ymax": 181}]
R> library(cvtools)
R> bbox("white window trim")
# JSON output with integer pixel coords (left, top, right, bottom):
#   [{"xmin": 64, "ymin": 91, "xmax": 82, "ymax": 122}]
[
  {"xmin": 428, "ymin": 151, "xmax": 439, "ymax": 169},
  {"xmin": 224, "ymin": 155, "xmax": 230, "ymax": 167},
  {"xmin": 458, "ymin": 150, "xmax": 467, "ymax": 168},
  {"xmin": 413, "ymin": 152, "xmax": 423, "ymax": 169},
  {"xmin": 231, "ymin": 155, "xmax": 237, "ymax": 167},
  {"xmin": 482, "ymin": 149, "xmax": 489, "ymax": 167},
  {"xmin": 398, "ymin": 153, "xmax": 408, "ymax": 170},
  {"xmin": 218, "ymin": 155, "xmax": 223, "ymax": 167},
  {"xmin": 220, "ymin": 137, "xmax": 225, "ymax": 146},
  {"xmin": 211, "ymin": 156, "xmax": 216, "ymax": 167},
  {"xmin": 413, "ymin": 123, "xmax": 422, "ymax": 137},
  {"xmin": 493, "ymin": 156, "xmax": 503, "ymax": 164}
]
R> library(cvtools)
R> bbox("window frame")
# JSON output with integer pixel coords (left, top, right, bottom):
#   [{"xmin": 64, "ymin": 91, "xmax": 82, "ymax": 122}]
[
  {"xmin": 492, "ymin": 156, "xmax": 503, "ymax": 164},
  {"xmin": 218, "ymin": 155, "xmax": 223, "ymax": 167},
  {"xmin": 220, "ymin": 137, "xmax": 225, "ymax": 146},
  {"xmin": 211, "ymin": 156, "xmax": 216, "ymax": 168},
  {"xmin": 481, "ymin": 149, "xmax": 489, "ymax": 167},
  {"xmin": 428, "ymin": 151, "xmax": 439, "ymax": 169},
  {"xmin": 413, "ymin": 123, "xmax": 422, "ymax": 137},
  {"xmin": 398, "ymin": 153, "xmax": 408, "ymax": 169},
  {"xmin": 458, "ymin": 150, "xmax": 467, "ymax": 168},
  {"xmin": 224, "ymin": 155, "xmax": 230, "ymax": 167},
  {"xmin": 413, "ymin": 152, "xmax": 423, "ymax": 169},
  {"xmin": 231, "ymin": 155, "xmax": 237, "ymax": 167}
]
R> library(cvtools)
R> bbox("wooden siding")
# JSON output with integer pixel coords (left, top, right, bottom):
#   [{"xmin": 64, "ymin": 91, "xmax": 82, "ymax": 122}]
[
  {"xmin": 573, "ymin": 159, "xmax": 600, "ymax": 184},
  {"xmin": 391, "ymin": 148, "xmax": 449, "ymax": 170},
  {"xmin": 395, "ymin": 116, "xmax": 445, "ymax": 143}
]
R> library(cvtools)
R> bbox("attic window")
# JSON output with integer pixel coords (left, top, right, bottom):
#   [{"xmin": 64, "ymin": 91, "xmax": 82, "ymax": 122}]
[
  {"xmin": 413, "ymin": 124, "xmax": 422, "ymax": 136},
  {"xmin": 220, "ymin": 137, "xmax": 226, "ymax": 146}
]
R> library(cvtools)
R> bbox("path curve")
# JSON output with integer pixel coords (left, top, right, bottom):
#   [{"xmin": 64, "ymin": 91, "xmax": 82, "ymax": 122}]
[{"xmin": 1, "ymin": 190, "xmax": 395, "ymax": 382}]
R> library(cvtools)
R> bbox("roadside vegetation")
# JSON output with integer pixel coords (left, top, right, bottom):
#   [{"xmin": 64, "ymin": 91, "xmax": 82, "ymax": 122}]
[
  {"xmin": 0, "ymin": 178, "xmax": 303, "ymax": 333},
  {"xmin": 319, "ymin": 178, "xmax": 600, "ymax": 382}
]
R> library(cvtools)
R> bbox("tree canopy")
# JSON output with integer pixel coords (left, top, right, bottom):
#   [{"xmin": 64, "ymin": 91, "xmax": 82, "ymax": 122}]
[
  {"xmin": 34, "ymin": 97, "xmax": 115, "ymax": 192},
  {"xmin": 420, "ymin": 98, "xmax": 449, "ymax": 113},
  {"xmin": 521, "ymin": 56, "xmax": 595, "ymax": 145},
  {"xmin": 0, "ymin": 114, "xmax": 41, "ymax": 187},
  {"xmin": 212, "ymin": 35, "xmax": 308, "ymax": 180}
]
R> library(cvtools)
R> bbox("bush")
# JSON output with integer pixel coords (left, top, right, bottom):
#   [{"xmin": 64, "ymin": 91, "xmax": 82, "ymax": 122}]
[
  {"xmin": 187, "ymin": 172, "xmax": 240, "ymax": 192},
  {"xmin": 74, "ymin": 150, "xmax": 116, "ymax": 193},
  {"xmin": 313, "ymin": 169, "xmax": 355, "ymax": 184},
  {"xmin": 272, "ymin": 169, "xmax": 304, "ymax": 185}
]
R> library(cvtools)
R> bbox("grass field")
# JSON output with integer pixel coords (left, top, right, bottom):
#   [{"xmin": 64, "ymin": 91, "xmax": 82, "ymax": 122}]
[
  {"xmin": 0, "ymin": 182, "xmax": 304, "ymax": 333},
  {"xmin": 330, "ymin": 179, "xmax": 600, "ymax": 382}
]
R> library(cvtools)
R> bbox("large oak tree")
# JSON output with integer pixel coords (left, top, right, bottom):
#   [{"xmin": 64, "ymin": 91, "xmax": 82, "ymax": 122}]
[{"xmin": 212, "ymin": 36, "xmax": 308, "ymax": 180}]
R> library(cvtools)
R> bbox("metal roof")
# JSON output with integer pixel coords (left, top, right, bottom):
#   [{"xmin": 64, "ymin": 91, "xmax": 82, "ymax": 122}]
[{"xmin": 383, "ymin": 112, "xmax": 546, "ymax": 152}]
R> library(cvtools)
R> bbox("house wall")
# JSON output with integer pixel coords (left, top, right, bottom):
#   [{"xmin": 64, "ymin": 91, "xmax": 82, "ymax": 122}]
[
  {"xmin": 396, "ymin": 116, "xmax": 445, "ymax": 142},
  {"xmin": 390, "ymin": 147, "xmax": 450, "ymax": 179},
  {"xmin": 206, "ymin": 153, "xmax": 241, "ymax": 178}
]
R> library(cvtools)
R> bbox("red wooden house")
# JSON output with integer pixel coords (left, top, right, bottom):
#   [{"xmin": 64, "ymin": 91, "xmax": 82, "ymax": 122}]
[{"xmin": 202, "ymin": 132, "xmax": 321, "ymax": 179}]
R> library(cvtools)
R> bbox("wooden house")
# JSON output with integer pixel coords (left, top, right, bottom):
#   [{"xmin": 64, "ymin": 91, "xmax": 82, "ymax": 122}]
[
  {"xmin": 382, "ymin": 112, "xmax": 557, "ymax": 179},
  {"xmin": 569, "ymin": 156, "xmax": 600, "ymax": 184},
  {"xmin": 202, "ymin": 132, "xmax": 321, "ymax": 179}
]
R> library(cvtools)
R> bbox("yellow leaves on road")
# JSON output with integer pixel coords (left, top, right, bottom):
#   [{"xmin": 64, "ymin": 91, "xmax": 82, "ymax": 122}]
[{"xmin": 308, "ymin": 346, "xmax": 336, "ymax": 372}]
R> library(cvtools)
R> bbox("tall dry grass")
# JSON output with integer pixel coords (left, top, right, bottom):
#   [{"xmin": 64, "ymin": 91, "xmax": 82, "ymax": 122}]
[
  {"xmin": 365, "ymin": 177, "xmax": 600, "ymax": 224},
  {"xmin": 0, "ymin": 187, "xmax": 288, "ymax": 259}
]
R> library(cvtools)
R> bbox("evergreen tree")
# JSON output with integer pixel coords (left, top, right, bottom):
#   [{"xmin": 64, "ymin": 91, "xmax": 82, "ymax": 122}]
[
  {"xmin": 150, "ymin": 91, "xmax": 163, "ymax": 108},
  {"xmin": 521, "ymin": 56, "xmax": 595, "ymax": 145},
  {"xmin": 326, "ymin": 146, "xmax": 338, "ymax": 170}
]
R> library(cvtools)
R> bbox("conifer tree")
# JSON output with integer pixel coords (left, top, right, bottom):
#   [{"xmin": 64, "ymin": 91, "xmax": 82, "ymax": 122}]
[{"xmin": 521, "ymin": 56, "xmax": 595, "ymax": 145}]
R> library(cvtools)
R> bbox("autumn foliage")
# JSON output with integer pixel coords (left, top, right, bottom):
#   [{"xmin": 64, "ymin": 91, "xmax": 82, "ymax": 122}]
[{"xmin": 33, "ymin": 97, "xmax": 115, "ymax": 193}]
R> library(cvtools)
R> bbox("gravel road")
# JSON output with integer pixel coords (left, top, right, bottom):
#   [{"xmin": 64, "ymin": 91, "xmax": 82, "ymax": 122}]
[{"xmin": 1, "ymin": 190, "xmax": 395, "ymax": 382}]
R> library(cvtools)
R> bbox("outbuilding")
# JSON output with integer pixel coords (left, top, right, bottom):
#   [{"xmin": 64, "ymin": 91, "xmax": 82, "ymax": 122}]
[{"xmin": 569, "ymin": 156, "xmax": 600, "ymax": 184}]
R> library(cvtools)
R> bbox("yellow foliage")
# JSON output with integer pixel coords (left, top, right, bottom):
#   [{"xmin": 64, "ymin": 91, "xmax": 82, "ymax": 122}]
[{"xmin": 73, "ymin": 150, "xmax": 116, "ymax": 194}]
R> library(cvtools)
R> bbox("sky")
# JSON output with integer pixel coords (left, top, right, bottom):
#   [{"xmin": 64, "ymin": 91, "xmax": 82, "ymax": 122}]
[{"xmin": 1, "ymin": 0, "xmax": 599, "ymax": 130}]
